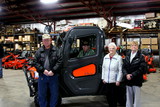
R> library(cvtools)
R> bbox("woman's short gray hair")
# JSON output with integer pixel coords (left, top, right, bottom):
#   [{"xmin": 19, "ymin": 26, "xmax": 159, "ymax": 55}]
[{"xmin": 108, "ymin": 42, "xmax": 117, "ymax": 49}]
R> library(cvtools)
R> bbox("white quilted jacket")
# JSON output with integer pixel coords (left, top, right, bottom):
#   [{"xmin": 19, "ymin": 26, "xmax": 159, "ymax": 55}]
[{"xmin": 102, "ymin": 53, "xmax": 123, "ymax": 83}]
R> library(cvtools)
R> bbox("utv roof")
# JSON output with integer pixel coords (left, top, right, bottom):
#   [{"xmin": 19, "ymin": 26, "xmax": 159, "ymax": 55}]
[
  {"xmin": 71, "ymin": 26, "xmax": 101, "ymax": 30},
  {"xmin": 64, "ymin": 26, "xmax": 103, "ymax": 40}
]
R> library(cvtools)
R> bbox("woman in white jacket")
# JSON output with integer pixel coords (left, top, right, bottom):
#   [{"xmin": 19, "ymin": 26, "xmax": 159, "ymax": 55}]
[{"xmin": 102, "ymin": 42, "xmax": 123, "ymax": 107}]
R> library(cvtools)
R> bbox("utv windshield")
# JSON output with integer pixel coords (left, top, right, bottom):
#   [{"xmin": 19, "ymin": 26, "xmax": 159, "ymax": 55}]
[{"xmin": 69, "ymin": 34, "xmax": 97, "ymax": 59}]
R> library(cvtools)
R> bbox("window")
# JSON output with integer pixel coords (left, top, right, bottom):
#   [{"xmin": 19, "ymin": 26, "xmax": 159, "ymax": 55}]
[{"xmin": 69, "ymin": 34, "xmax": 97, "ymax": 59}]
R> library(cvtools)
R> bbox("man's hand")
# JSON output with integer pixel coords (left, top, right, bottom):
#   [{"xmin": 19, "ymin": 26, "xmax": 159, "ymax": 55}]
[
  {"xmin": 43, "ymin": 70, "xmax": 49, "ymax": 76},
  {"xmin": 48, "ymin": 71, "xmax": 54, "ymax": 76},
  {"xmin": 116, "ymin": 82, "xmax": 120, "ymax": 86},
  {"xmin": 103, "ymin": 80, "xmax": 106, "ymax": 84},
  {"xmin": 126, "ymin": 74, "xmax": 132, "ymax": 80}
]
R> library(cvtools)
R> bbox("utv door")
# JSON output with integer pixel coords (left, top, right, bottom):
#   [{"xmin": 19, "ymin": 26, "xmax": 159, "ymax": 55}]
[{"xmin": 62, "ymin": 26, "xmax": 105, "ymax": 96}]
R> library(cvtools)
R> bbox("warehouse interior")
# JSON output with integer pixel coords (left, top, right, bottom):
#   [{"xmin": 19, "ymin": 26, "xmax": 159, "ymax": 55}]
[{"xmin": 0, "ymin": 0, "xmax": 160, "ymax": 107}]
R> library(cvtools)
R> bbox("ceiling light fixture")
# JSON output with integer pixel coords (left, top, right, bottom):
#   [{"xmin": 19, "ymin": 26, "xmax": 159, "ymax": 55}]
[
  {"xmin": 116, "ymin": 22, "xmax": 133, "ymax": 29},
  {"xmin": 40, "ymin": 0, "xmax": 58, "ymax": 4}
]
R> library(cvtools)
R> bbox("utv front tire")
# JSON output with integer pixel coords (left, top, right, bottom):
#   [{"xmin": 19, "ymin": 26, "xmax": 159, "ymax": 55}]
[{"xmin": 56, "ymin": 95, "xmax": 62, "ymax": 107}]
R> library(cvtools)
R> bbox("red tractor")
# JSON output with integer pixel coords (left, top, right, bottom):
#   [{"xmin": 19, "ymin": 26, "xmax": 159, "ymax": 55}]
[{"xmin": 142, "ymin": 48, "xmax": 156, "ymax": 73}]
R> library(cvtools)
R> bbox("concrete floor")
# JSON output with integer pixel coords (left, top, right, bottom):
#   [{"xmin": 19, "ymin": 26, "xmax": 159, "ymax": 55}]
[{"xmin": 0, "ymin": 68, "xmax": 160, "ymax": 107}]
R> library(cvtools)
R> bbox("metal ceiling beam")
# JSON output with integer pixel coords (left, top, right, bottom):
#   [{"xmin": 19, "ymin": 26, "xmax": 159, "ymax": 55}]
[
  {"xmin": 0, "ymin": 10, "xmax": 95, "ymax": 19},
  {"xmin": 50, "ymin": 11, "xmax": 96, "ymax": 17},
  {"xmin": 0, "ymin": 5, "xmax": 86, "ymax": 15},
  {"xmin": 37, "ymin": 6, "xmax": 87, "ymax": 13},
  {"xmin": 4, "ymin": 0, "xmax": 155, "ymax": 7},
  {"xmin": 3, "ymin": 0, "xmax": 159, "ymax": 9},
  {"xmin": 2, "ymin": 4, "xmax": 160, "ymax": 19},
  {"xmin": 4, "ymin": 0, "xmax": 54, "ymax": 26},
  {"xmin": 1, "ymin": 11, "xmax": 97, "ymax": 20},
  {"xmin": 1, "ymin": 0, "xmax": 81, "ymax": 7},
  {"xmin": 0, "ymin": 2, "xmax": 88, "ymax": 17},
  {"xmin": 80, "ymin": 0, "xmax": 113, "ymax": 28},
  {"xmin": 3, "ymin": 0, "xmax": 83, "ymax": 25},
  {"xmin": 2, "ymin": 14, "xmax": 100, "ymax": 25},
  {"xmin": 114, "ymin": 10, "xmax": 160, "ymax": 16},
  {"xmin": 2, "ymin": 0, "xmax": 160, "ymax": 25},
  {"xmin": 2, "ymin": 3, "xmax": 160, "ymax": 17},
  {"xmin": 0, "ymin": 5, "xmax": 88, "ymax": 16},
  {"xmin": 104, "ymin": 0, "xmax": 160, "ymax": 7},
  {"xmin": 111, "ymin": 5, "xmax": 160, "ymax": 12}
]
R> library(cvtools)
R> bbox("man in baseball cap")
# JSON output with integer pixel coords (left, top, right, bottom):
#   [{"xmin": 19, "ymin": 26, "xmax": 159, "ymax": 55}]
[
  {"xmin": 77, "ymin": 40, "xmax": 95, "ymax": 57},
  {"xmin": 34, "ymin": 33, "xmax": 62, "ymax": 107},
  {"xmin": 42, "ymin": 34, "xmax": 52, "ymax": 49}
]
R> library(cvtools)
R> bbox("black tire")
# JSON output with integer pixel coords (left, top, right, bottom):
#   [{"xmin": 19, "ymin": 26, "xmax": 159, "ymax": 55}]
[
  {"xmin": 4, "ymin": 65, "xmax": 8, "ymax": 69},
  {"xmin": 56, "ymin": 95, "xmax": 62, "ymax": 107},
  {"xmin": 13, "ymin": 66, "xmax": 17, "ymax": 70},
  {"xmin": 147, "ymin": 65, "xmax": 150, "ymax": 74},
  {"xmin": 22, "ymin": 67, "xmax": 26, "ymax": 72}
]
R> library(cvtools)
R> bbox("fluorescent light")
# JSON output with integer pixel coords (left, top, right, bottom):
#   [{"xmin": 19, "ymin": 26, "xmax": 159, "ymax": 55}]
[
  {"xmin": 40, "ymin": 0, "xmax": 58, "ymax": 4},
  {"xmin": 116, "ymin": 22, "xmax": 133, "ymax": 29}
]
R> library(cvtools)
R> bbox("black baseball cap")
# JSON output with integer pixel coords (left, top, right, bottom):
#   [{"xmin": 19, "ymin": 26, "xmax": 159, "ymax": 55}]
[{"xmin": 82, "ymin": 41, "xmax": 89, "ymax": 46}]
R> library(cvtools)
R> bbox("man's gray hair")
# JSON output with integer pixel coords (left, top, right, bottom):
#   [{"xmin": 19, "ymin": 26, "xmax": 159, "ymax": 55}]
[{"xmin": 108, "ymin": 42, "xmax": 117, "ymax": 49}]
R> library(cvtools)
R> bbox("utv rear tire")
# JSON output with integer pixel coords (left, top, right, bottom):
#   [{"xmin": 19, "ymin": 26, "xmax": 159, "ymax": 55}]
[{"xmin": 56, "ymin": 95, "xmax": 62, "ymax": 107}]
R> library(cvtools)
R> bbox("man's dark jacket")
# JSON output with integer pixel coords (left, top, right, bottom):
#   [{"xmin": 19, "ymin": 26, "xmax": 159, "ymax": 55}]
[
  {"xmin": 34, "ymin": 45, "xmax": 63, "ymax": 75},
  {"xmin": 122, "ymin": 50, "xmax": 146, "ymax": 87}
]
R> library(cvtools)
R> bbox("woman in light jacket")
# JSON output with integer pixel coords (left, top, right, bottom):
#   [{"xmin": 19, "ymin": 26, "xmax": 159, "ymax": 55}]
[{"xmin": 102, "ymin": 42, "xmax": 123, "ymax": 107}]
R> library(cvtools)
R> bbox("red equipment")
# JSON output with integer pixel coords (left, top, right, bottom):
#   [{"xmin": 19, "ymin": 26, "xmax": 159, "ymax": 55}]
[
  {"xmin": 3, "ymin": 51, "xmax": 31, "ymax": 69},
  {"xmin": 2, "ymin": 52, "xmax": 14, "ymax": 67},
  {"xmin": 143, "ymin": 74, "xmax": 148, "ymax": 81},
  {"xmin": 141, "ymin": 48, "xmax": 156, "ymax": 73},
  {"xmin": 12, "ymin": 58, "xmax": 28, "ymax": 70},
  {"xmin": 144, "ymin": 55, "xmax": 156, "ymax": 73},
  {"xmin": 26, "ymin": 65, "xmax": 38, "ymax": 80},
  {"xmin": 23, "ymin": 59, "xmax": 39, "ymax": 106},
  {"xmin": 3, "ymin": 53, "xmax": 19, "ymax": 69}
]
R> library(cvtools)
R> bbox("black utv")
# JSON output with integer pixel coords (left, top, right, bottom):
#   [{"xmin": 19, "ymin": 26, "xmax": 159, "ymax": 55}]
[{"xmin": 23, "ymin": 26, "xmax": 126, "ymax": 107}]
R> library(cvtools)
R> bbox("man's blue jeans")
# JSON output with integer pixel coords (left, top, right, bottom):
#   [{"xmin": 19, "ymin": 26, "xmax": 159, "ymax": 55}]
[
  {"xmin": 0, "ymin": 58, "xmax": 3, "ymax": 77},
  {"xmin": 38, "ymin": 74, "xmax": 59, "ymax": 107}
]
